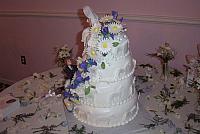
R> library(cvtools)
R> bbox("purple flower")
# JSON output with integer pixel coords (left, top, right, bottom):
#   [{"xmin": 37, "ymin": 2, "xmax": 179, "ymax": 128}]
[
  {"xmin": 64, "ymin": 90, "xmax": 72, "ymax": 98},
  {"xmin": 102, "ymin": 27, "xmax": 109, "ymax": 37},
  {"xmin": 67, "ymin": 83, "xmax": 77, "ymax": 89},
  {"xmin": 79, "ymin": 61, "xmax": 88, "ymax": 72},
  {"xmin": 112, "ymin": 11, "xmax": 118, "ymax": 20},
  {"xmin": 75, "ymin": 71, "xmax": 84, "ymax": 83},
  {"xmin": 119, "ymin": 17, "xmax": 123, "ymax": 22},
  {"xmin": 84, "ymin": 76, "xmax": 90, "ymax": 81},
  {"xmin": 110, "ymin": 33, "xmax": 115, "ymax": 40}
]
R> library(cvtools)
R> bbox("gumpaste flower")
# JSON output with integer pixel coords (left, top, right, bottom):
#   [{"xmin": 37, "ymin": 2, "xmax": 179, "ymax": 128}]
[
  {"xmin": 90, "ymin": 23, "xmax": 101, "ymax": 36},
  {"xmin": 64, "ymin": 90, "xmax": 73, "ymax": 98},
  {"xmin": 99, "ymin": 15, "xmax": 113, "ymax": 23},
  {"xmin": 79, "ymin": 61, "xmax": 88, "ymax": 72},
  {"xmin": 97, "ymin": 39, "xmax": 112, "ymax": 54},
  {"xmin": 84, "ymin": 76, "xmax": 90, "ymax": 81},
  {"xmin": 87, "ymin": 58, "xmax": 97, "ymax": 66},
  {"xmin": 108, "ymin": 22, "xmax": 123, "ymax": 34},
  {"xmin": 87, "ymin": 48, "xmax": 97, "ymax": 58},
  {"xmin": 112, "ymin": 11, "xmax": 118, "ymax": 20},
  {"xmin": 101, "ymin": 27, "xmax": 109, "ymax": 37},
  {"xmin": 75, "ymin": 71, "xmax": 84, "ymax": 83}
]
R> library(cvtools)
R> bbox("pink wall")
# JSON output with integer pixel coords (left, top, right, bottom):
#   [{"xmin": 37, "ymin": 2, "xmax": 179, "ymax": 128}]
[{"xmin": 0, "ymin": 0, "xmax": 200, "ymax": 83}]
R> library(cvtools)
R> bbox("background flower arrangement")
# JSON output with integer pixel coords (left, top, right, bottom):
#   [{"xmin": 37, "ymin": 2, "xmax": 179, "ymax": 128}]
[
  {"xmin": 54, "ymin": 45, "xmax": 73, "ymax": 67},
  {"xmin": 148, "ymin": 42, "xmax": 175, "ymax": 64},
  {"xmin": 148, "ymin": 42, "xmax": 175, "ymax": 81}
]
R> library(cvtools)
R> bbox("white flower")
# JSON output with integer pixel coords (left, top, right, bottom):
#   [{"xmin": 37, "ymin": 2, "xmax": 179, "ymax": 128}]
[
  {"xmin": 99, "ymin": 15, "xmax": 113, "ymax": 23},
  {"xmin": 97, "ymin": 39, "xmax": 112, "ymax": 54},
  {"xmin": 87, "ymin": 47, "xmax": 97, "ymax": 59},
  {"xmin": 64, "ymin": 79, "xmax": 70, "ymax": 88},
  {"xmin": 90, "ymin": 23, "xmax": 101, "ymax": 36},
  {"xmin": 108, "ymin": 22, "xmax": 123, "ymax": 34}
]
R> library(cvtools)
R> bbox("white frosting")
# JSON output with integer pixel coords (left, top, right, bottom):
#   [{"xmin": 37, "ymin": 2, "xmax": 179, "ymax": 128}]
[
  {"xmin": 74, "ymin": 97, "xmax": 139, "ymax": 127},
  {"xmin": 73, "ymin": 40, "xmax": 138, "ymax": 127},
  {"xmin": 71, "ymin": 7, "xmax": 138, "ymax": 127}
]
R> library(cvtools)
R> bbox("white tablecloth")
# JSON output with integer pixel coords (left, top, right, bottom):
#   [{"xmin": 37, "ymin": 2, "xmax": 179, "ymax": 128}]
[
  {"xmin": 0, "ymin": 68, "xmax": 68, "ymax": 134},
  {"xmin": 0, "ymin": 66, "xmax": 199, "ymax": 134}
]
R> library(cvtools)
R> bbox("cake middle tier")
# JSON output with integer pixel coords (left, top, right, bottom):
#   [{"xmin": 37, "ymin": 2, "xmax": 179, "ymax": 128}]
[
  {"xmin": 76, "ymin": 74, "xmax": 136, "ymax": 107},
  {"xmin": 93, "ymin": 55, "xmax": 136, "ymax": 83}
]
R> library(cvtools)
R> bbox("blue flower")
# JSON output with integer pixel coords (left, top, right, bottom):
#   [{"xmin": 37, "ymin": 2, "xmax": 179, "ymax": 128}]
[
  {"xmin": 64, "ymin": 90, "xmax": 72, "ymax": 98},
  {"xmin": 67, "ymin": 83, "xmax": 77, "ymax": 89},
  {"xmin": 119, "ymin": 17, "xmax": 123, "ymax": 22},
  {"xmin": 84, "ymin": 76, "xmax": 90, "ymax": 81},
  {"xmin": 112, "ymin": 11, "xmax": 118, "ymax": 20},
  {"xmin": 79, "ymin": 61, "xmax": 88, "ymax": 72},
  {"xmin": 76, "ymin": 75, "xmax": 84, "ymax": 83},
  {"xmin": 110, "ymin": 33, "xmax": 115, "ymax": 40},
  {"xmin": 102, "ymin": 27, "xmax": 109, "ymax": 37},
  {"xmin": 87, "ymin": 58, "xmax": 97, "ymax": 66}
]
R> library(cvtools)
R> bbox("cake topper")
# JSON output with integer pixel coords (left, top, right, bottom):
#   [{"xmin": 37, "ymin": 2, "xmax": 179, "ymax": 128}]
[{"xmin": 83, "ymin": 6, "xmax": 98, "ymax": 26}]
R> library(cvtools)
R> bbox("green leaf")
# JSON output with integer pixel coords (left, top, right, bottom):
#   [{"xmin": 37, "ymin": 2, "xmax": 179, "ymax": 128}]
[
  {"xmin": 90, "ymin": 85, "xmax": 96, "ymax": 89},
  {"xmin": 85, "ymin": 87, "xmax": 90, "ymax": 95},
  {"xmin": 101, "ymin": 62, "xmax": 105, "ymax": 69},
  {"xmin": 112, "ymin": 42, "xmax": 119, "ymax": 47}
]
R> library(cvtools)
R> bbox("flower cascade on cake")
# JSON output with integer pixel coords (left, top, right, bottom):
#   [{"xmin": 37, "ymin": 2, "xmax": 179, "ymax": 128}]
[{"xmin": 65, "ymin": 6, "xmax": 139, "ymax": 127}]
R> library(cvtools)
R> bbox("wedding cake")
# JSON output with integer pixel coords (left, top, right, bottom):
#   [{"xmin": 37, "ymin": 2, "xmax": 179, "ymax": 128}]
[{"xmin": 67, "ymin": 6, "xmax": 138, "ymax": 127}]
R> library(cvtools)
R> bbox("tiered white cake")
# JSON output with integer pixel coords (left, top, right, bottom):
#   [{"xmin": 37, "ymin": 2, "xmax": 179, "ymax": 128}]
[{"xmin": 69, "ymin": 6, "xmax": 138, "ymax": 127}]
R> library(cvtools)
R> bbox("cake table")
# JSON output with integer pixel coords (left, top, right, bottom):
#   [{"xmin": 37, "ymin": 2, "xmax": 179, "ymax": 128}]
[{"xmin": 0, "ymin": 66, "xmax": 198, "ymax": 134}]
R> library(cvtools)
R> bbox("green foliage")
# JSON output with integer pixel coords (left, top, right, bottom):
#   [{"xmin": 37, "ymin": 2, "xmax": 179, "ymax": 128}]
[
  {"xmin": 171, "ymin": 97, "xmax": 189, "ymax": 109},
  {"xmin": 101, "ymin": 62, "xmax": 105, "ymax": 69},
  {"xmin": 69, "ymin": 124, "xmax": 94, "ymax": 134},
  {"xmin": 112, "ymin": 42, "xmax": 119, "ymax": 47},
  {"xmin": 84, "ymin": 85, "xmax": 96, "ymax": 96},
  {"xmin": 85, "ymin": 87, "xmax": 90, "ymax": 95},
  {"xmin": 170, "ymin": 68, "xmax": 183, "ymax": 77}
]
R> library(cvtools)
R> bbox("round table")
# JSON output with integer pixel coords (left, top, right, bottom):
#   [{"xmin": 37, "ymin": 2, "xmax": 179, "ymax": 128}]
[{"xmin": 0, "ymin": 66, "xmax": 199, "ymax": 134}]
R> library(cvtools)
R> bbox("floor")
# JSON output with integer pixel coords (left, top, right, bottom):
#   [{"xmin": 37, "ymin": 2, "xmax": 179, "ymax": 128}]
[{"xmin": 0, "ymin": 82, "xmax": 10, "ymax": 93}]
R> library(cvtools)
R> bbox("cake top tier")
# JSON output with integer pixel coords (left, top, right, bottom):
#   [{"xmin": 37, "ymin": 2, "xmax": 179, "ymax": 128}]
[
  {"xmin": 66, "ymin": 7, "xmax": 129, "ymax": 91},
  {"xmin": 82, "ymin": 6, "xmax": 127, "ymax": 57}
]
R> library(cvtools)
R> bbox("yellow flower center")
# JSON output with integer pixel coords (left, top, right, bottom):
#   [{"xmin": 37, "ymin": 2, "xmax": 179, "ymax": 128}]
[
  {"xmin": 93, "ymin": 27, "xmax": 99, "ymax": 33},
  {"xmin": 91, "ymin": 49, "xmax": 96, "ymax": 56},
  {"xmin": 112, "ymin": 26, "xmax": 118, "ymax": 31},
  {"xmin": 102, "ymin": 42, "xmax": 108, "ymax": 48}
]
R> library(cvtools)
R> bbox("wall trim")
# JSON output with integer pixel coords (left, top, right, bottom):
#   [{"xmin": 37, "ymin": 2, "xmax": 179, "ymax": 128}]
[
  {"xmin": 0, "ymin": 77, "xmax": 15, "ymax": 85},
  {"xmin": 0, "ymin": 10, "xmax": 200, "ymax": 26}
]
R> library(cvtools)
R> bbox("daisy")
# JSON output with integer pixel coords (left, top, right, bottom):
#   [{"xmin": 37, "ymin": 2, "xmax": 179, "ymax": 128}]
[
  {"xmin": 99, "ymin": 15, "xmax": 113, "ymax": 23},
  {"xmin": 90, "ymin": 23, "xmax": 101, "ymax": 36},
  {"xmin": 97, "ymin": 39, "xmax": 112, "ymax": 54},
  {"xmin": 87, "ymin": 47, "xmax": 97, "ymax": 59},
  {"xmin": 108, "ymin": 22, "xmax": 123, "ymax": 34}
]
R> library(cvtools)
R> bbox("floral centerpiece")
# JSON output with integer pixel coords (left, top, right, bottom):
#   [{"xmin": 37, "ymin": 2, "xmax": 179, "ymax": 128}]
[{"xmin": 148, "ymin": 42, "xmax": 175, "ymax": 81}]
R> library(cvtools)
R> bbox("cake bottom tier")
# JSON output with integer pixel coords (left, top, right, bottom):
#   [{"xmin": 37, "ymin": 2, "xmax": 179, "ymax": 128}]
[{"xmin": 73, "ymin": 96, "xmax": 139, "ymax": 127}]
